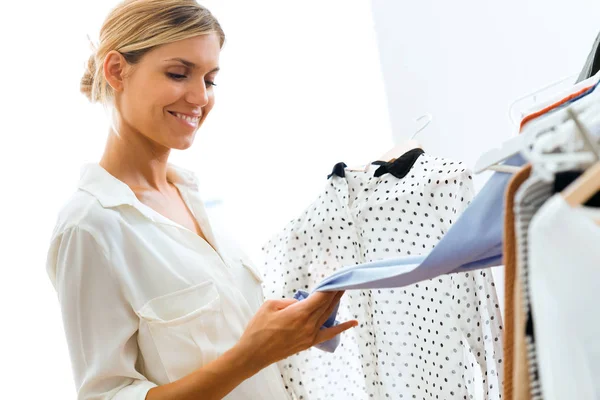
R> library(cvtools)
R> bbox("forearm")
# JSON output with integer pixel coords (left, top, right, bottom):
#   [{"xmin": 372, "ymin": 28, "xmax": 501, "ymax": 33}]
[{"xmin": 145, "ymin": 343, "xmax": 263, "ymax": 400}]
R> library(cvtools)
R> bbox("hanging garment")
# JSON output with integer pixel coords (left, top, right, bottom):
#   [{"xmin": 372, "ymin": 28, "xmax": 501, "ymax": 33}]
[
  {"xmin": 513, "ymin": 175, "xmax": 554, "ymax": 400},
  {"xmin": 576, "ymin": 31, "xmax": 600, "ymax": 83},
  {"xmin": 501, "ymin": 165, "xmax": 532, "ymax": 400},
  {"xmin": 312, "ymin": 153, "xmax": 525, "ymax": 292},
  {"xmin": 509, "ymin": 170, "xmax": 600, "ymax": 400},
  {"xmin": 511, "ymin": 85, "xmax": 600, "ymax": 400},
  {"xmin": 529, "ymin": 195, "xmax": 600, "ymax": 400},
  {"xmin": 263, "ymin": 153, "xmax": 503, "ymax": 400}
]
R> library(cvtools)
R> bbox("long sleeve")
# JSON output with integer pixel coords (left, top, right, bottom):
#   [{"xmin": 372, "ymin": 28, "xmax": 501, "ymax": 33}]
[{"xmin": 47, "ymin": 226, "xmax": 157, "ymax": 400}]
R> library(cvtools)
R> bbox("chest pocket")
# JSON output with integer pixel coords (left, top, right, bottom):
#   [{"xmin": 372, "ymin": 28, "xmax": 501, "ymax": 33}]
[
  {"xmin": 137, "ymin": 281, "xmax": 225, "ymax": 383},
  {"xmin": 221, "ymin": 254, "xmax": 266, "ymax": 311},
  {"xmin": 240, "ymin": 257, "xmax": 263, "ymax": 284}
]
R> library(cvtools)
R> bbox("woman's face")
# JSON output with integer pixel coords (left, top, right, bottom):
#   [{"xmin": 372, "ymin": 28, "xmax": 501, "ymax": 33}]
[{"xmin": 117, "ymin": 34, "xmax": 221, "ymax": 150}]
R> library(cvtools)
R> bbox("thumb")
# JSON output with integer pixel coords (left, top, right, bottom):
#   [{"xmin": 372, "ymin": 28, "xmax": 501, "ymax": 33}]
[{"xmin": 314, "ymin": 320, "xmax": 358, "ymax": 345}]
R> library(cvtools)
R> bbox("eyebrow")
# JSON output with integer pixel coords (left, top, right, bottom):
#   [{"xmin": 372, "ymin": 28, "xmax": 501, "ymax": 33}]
[{"xmin": 165, "ymin": 57, "xmax": 220, "ymax": 73}]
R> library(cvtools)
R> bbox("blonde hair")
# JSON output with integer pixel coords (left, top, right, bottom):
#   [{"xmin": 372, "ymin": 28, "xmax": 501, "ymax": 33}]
[{"xmin": 81, "ymin": 0, "xmax": 225, "ymax": 104}]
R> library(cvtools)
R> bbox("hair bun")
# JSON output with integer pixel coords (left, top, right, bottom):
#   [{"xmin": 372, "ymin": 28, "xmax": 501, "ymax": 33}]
[{"xmin": 80, "ymin": 54, "xmax": 97, "ymax": 102}]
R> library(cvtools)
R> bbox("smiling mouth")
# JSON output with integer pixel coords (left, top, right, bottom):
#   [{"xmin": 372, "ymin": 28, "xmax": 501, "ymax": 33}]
[{"xmin": 168, "ymin": 111, "xmax": 201, "ymax": 125}]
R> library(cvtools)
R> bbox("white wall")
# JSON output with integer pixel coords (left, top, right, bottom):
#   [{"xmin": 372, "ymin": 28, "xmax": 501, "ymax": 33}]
[
  {"xmin": 369, "ymin": 0, "xmax": 600, "ymax": 317},
  {"xmin": 370, "ymin": 0, "xmax": 600, "ymax": 176}
]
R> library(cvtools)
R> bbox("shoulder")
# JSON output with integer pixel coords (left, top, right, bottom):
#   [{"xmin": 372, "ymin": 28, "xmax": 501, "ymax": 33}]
[
  {"xmin": 419, "ymin": 153, "xmax": 473, "ymax": 181},
  {"xmin": 414, "ymin": 154, "xmax": 474, "ymax": 194},
  {"xmin": 46, "ymin": 190, "xmax": 121, "ymax": 288},
  {"xmin": 49, "ymin": 189, "xmax": 123, "ymax": 250}
]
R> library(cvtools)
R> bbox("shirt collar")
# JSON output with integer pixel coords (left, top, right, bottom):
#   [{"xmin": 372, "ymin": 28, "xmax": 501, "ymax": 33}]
[
  {"xmin": 77, "ymin": 163, "xmax": 228, "ymax": 258},
  {"xmin": 78, "ymin": 163, "xmax": 200, "ymax": 209}
]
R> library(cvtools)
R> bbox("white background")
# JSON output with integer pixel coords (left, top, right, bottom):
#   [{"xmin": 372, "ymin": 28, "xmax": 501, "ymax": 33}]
[
  {"xmin": 1, "ymin": 0, "xmax": 598, "ymax": 397},
  {"xmin": 369, "ymin": 0, "xmax": 600, "ymax": 321}
]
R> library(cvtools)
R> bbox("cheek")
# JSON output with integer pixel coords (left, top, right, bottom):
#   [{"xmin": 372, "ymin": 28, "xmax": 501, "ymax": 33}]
[
  {"xmin": 135, "ymin": 77, "xmax": 183, "ymax": 114},
  {"xmin": 123, "ymin": 79, "xmax": 179, "ymax": 125},
  {"xmin": 156, "ymin": 81, "xmax": 185, "ymax": 106},
  {"xmin": 142, "ymin": 84, "xmax": 184, "ymax": 131},
  {"xmin": 152, "ymin": 83, "xmax": 184, "ymax": 117}
]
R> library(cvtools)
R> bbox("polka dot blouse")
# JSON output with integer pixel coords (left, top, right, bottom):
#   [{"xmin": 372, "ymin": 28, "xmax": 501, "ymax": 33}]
[{"xmin": 262, "ymin": 153, "xmax": 504, "ymax": 400}]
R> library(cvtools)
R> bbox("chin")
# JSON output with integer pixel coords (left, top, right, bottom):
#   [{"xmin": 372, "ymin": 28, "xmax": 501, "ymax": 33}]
[
  {"xmin": 168, "ymin": 133, "xmax": 197, "ymax": 150},
  {"xmin": 169, "ymin": 139, "xmax": 195, "ymax": 151}
]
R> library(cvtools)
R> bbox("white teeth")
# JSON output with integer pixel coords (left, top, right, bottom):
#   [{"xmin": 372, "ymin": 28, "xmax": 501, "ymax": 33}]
[{"xmin": 174, "ymin": 112, "xmax": 200, "ymax": 124}]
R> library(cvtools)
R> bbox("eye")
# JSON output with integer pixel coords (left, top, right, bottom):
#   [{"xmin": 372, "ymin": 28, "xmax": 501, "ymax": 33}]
[
  {"xmin": 167, "ymin": 73, "xmax": 187, "ymax": 81},
  {"xmin": 206, "ymin": 81, "xmax": 217, "ymax": 87}
]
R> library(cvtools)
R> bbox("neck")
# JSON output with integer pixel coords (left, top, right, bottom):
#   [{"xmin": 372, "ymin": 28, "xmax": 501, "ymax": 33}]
[{"xmin": 99, "ymin": 127, "xmax": 172, "ymax": 191}]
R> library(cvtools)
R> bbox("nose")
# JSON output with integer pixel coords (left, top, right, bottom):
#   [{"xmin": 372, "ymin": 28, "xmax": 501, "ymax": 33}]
[{"xmin": 185, "ymin": 80, "xmax": 210, "ymax": 107}]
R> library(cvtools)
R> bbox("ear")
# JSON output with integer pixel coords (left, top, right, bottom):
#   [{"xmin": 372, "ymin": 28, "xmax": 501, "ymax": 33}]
[{"xmin": 104, "ymin": 50, "xmax": 128, "ymax": 93}]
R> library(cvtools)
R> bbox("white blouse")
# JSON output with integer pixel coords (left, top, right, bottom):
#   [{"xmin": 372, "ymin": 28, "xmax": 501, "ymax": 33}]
[
  {"xmin": 263, "ymin": 154, "xmax": 503, "ymax": 400},
  {"xmin": 46, "ymin": 163, "xmax": 290, "ymax": 400},
  {"xmin": 529, "ymin": 195, "xmax": 600, "ymax": 400}
]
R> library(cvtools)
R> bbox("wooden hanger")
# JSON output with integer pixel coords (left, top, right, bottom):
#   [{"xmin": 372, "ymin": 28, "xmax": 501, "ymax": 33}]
[
  {"xmin": 562, "ymin": 162, "xmax": 600, "ymax": 206},
  {"xmin": 561, "ymin": 108, "xmax": 600, "ymax": 224},
  {"xmin": 562, "ymin": 162, "xmax": 600, "ymax": 225}
]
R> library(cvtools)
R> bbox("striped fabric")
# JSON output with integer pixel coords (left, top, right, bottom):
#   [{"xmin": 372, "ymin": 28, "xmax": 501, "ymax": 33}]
[{"xmin": 513, "ymin": 176, "xmax": 553, "ymax": 400}]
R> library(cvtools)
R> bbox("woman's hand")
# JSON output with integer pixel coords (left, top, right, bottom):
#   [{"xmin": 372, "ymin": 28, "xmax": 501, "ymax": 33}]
[{"xmin": 236, "ymin": 291, "xmax": 358, "ymax": 371}]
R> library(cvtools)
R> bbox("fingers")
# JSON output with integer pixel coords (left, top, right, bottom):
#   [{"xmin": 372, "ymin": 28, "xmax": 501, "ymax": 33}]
[
  {"xmin": 315, "ymin": 291, "xmax": 345, "ymax": 327},
  {"xmin": 314, "ymin": 320, "xmax": 359, "ymax": 345},
  {"xmin": 298, "ymin": 291, "xmax": 339, "ymax": 312},
  {"xmin": 287, "ymin": 290, "xmax": 345, "ymax": 327},
  {"xmin": 297, "ymin": 291, "xmax": 345, "ymax": 321}
]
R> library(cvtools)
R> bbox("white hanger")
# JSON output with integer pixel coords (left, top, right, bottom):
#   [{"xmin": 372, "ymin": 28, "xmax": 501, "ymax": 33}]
[
  {"xmin": 524, "ymin": 87, "xmax": 600, "ymax": 132},
  {"xmin": 476, "ymin": 71, "xmax": 600, "ymax": 174},
  {"xmin": 509, "ymin": 70, "xmax": 600, "ymax": 128},
  {"xmin": 522, "ymin": 104, "xmax": 600, "ymax": 180},
  {"xmin": 411, "ymin": 113, "xmax": 433, "ymax": 140},
  {"xmin": 508, "ymin": 73, "xmax": 578, "ymax": 127},
  {"xmin": 474, "ymin": 82, "xmax": 600, "ymax": 174},
  {"xmin": 528, "ymin": 102, "xmax": 600, "ymax": 161},
  {"xmin": 472, "ymin": 129, "xmax": 524, "ymax": 174},
  {"xmin": 527, "ymin": 105, "xmax": 600, "ymax": 178},
  {"xmin": 363, "ymin": 113, "xmax": 433, "ymax": 173}
]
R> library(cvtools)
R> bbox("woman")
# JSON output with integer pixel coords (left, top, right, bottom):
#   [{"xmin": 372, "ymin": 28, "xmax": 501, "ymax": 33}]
[{"xmin": 46, "ymin": 1, "xmax": 357, "ymax": 399}]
